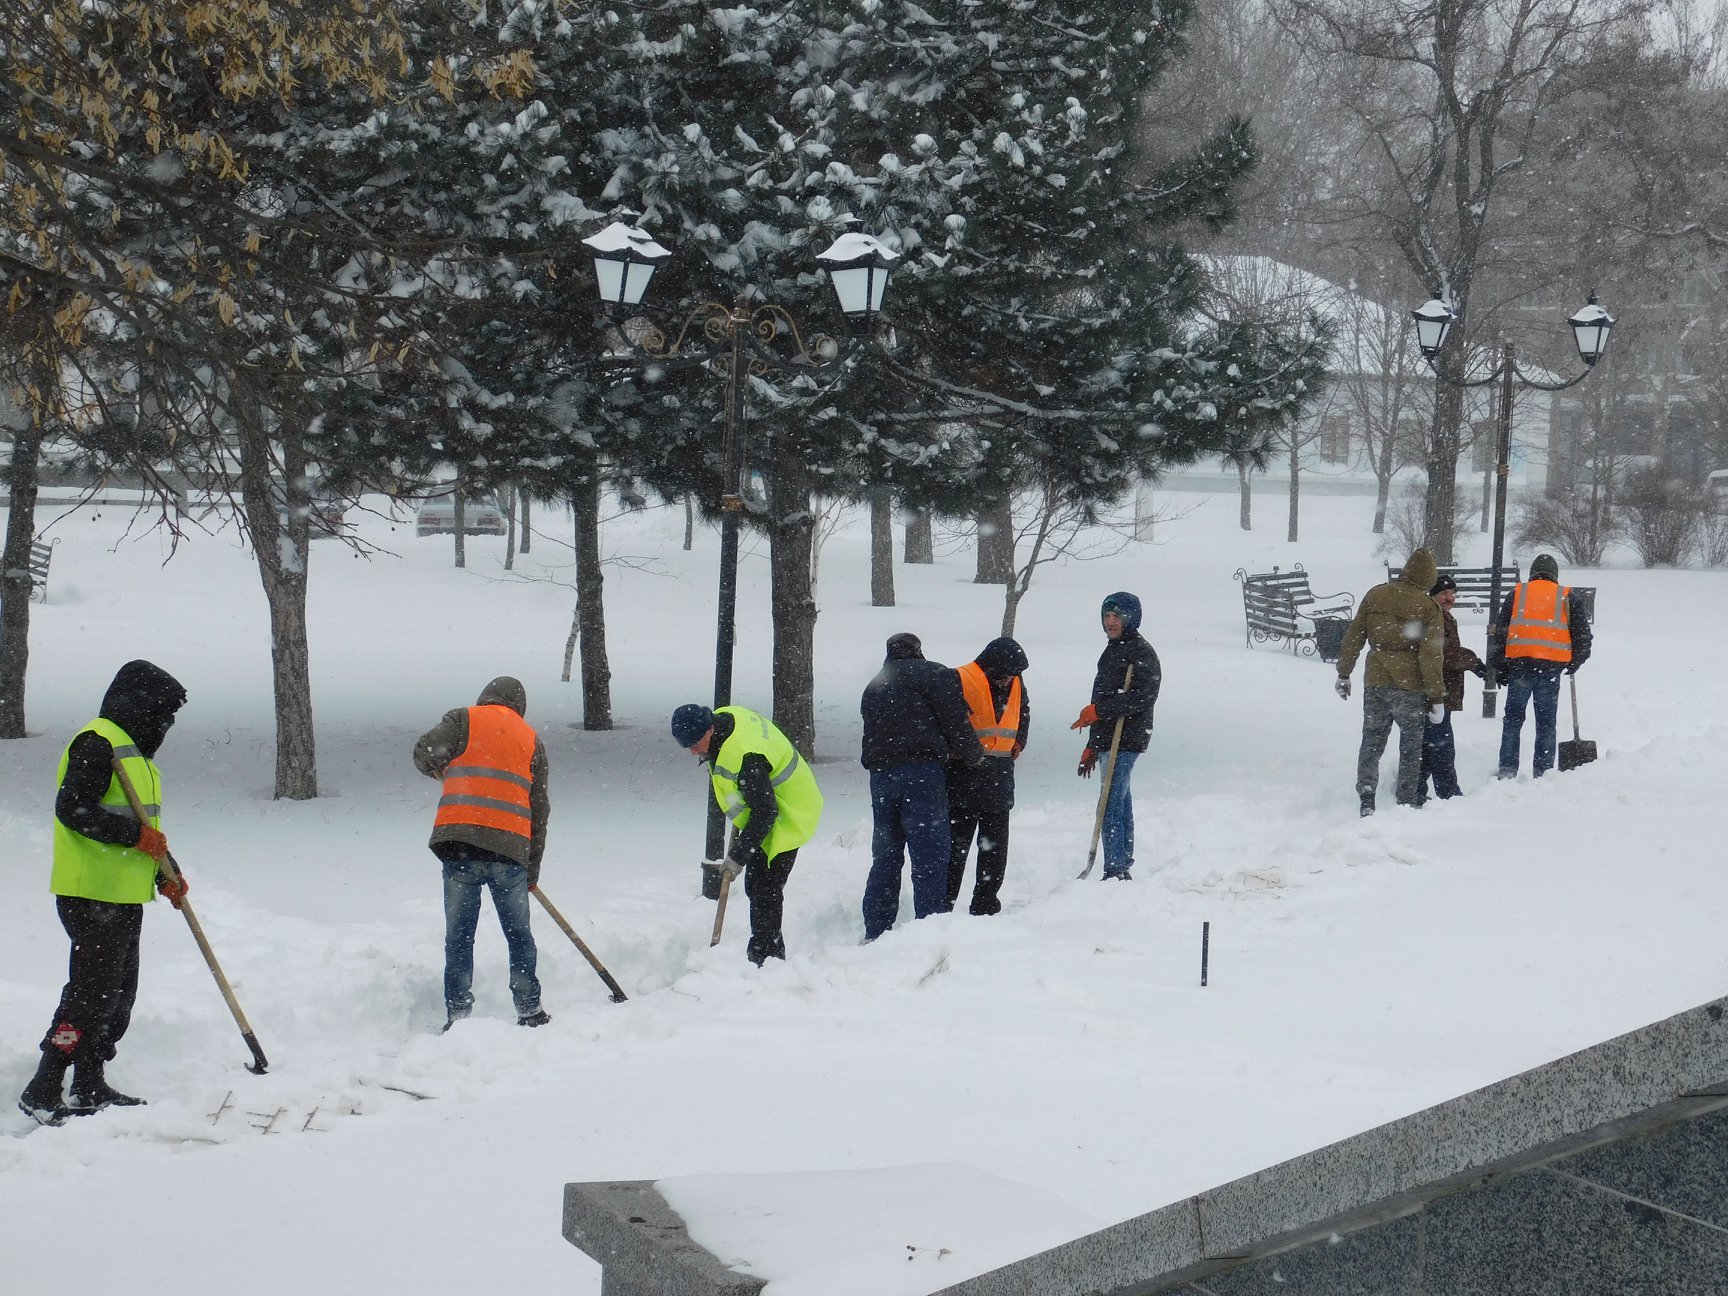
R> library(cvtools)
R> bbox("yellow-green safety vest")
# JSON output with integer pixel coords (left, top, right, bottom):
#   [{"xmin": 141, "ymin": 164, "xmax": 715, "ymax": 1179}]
[
  {"xmin": 50, "ymin": 717, "xmax": 162, "ymax": 904},
  {"xmin": 709, "ymin": 706, "xmax": 822, "ymax": 861}
]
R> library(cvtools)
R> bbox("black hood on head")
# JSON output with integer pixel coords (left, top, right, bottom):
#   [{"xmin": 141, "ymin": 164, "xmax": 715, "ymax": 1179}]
[
  {"xmin": 885, "ymin": 633, "xmax": 924, "ymax": 661},
  {"xmin": 477, "ymin": 675, "xmax": 528, "ymax": 716},
  {"xmin": 1530, "ymin": 553, "xmax": 1560, "ymax": 582},
  {"xmin": 974, "ymin": 637, "xmax": 1028, "ymax": 681},
  {"xmin": 100, "ymin": 660, "xmax": 187, "ymax": 758}
]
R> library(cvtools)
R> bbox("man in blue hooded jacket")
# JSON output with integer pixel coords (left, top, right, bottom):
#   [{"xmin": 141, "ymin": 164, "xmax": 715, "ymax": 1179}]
[{"xmin": 1071, "ymin": 593, "xmax": 1162, "ymax": 880}]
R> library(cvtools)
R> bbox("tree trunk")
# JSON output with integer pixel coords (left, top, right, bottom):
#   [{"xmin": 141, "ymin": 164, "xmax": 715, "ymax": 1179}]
[
  {"xmin": 974, "ymin": 497, "xmax": 1013, "ymax": 584},
  {"xmin": 903, "ymin": 507, "xmax": 933, "ymax": 564},
  {"xmin": 238, "ymin": 420, "xmax": 317, "ymax": 800},
  {"xmin": 1237, "ymin": 461, "xmax": 1252, "ymax": 530},
  {"xmin": 453, "ymin": 488, "xmax": 467, "ymax": 569},
  {"xmin": 504, "ymin": 486, "xmax": 517, "ymax": 571},
  {"xmin": 1287, "ymin": 443, "xmax": 1300, "ymax": 543},
  {"xmin": 1424, "ymin": 382, "xmax": 1465, "ymax": 564},
  {"xmin": 1372, "ymin": 416, "xmax": 1397, "ymax": 535},
  {"xmin": 768, "ymin": 457, "xmax": 817, "ymax": 757},
  {"xmin": 0, "ymin": 424, "xmax": 43, "ymax": 737},
  {"xmin": 684, "ymin": 495, "xmax": 695, "ymax": 551},
  {"xmin": 573, "ymin": 474, "xmax": 613, "ymax": 731},
  {"xmin": 869, "ymin": 490, "xmax": 895, "ymax": 607},
  {"xmin": 519, "ymin": 489, "xmax": 532, "ymax": 554}
]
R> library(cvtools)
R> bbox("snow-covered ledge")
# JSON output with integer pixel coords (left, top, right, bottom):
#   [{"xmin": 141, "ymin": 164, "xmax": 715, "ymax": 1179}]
[{"xmin": 566, "ymin": 995, "xmax": 1728, "ymax": 1294}]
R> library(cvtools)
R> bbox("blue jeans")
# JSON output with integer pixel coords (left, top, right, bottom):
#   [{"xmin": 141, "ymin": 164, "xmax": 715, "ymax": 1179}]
[
  {"xmin": 863, "ymin": 762, "xmax": 951, "ymax": 940},
  {"xmin": 1499, "ymin": 664, "xmax": 1563, "ymax": 778},
  {"xmin": 1101, "ymin": 749, "xmax": 1140, "ymax": 876},
  {"xmin": 1421, "ymin": 712, "xmax": 1462, "ymax": 800},
  {"xmin": 440, "ymin": 846, "xmax": 541, "ymax": 1017}
]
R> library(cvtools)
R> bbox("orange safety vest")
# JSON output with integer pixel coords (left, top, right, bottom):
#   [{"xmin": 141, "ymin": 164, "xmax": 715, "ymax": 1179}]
[
  {"xmin": 956, "ymin": 662, "xmax": 1023, "ymax": 758},
  {"xmin": 434, "ymin": 705, "xmax": 536, "ymax": 840},
  {"xmin": 1505, "ymin": 581, "xmax": 1573, "ymax": 663}
]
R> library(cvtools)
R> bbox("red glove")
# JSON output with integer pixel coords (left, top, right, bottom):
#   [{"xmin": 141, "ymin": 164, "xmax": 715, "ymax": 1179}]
[
  {"xmin": 157, "ymin": 871, "xmax": 189, "ymax": 909},
  {"xmin": 1077, "ymin": 747, "xmax": 1098, "ymax": 778},
  {"xmin": 1070, "ymin": 704, "xmax": 1099, "ymax": 731},
  {"xmin": 136, "ymin": 826, "xmax": 170, "ymax": 862}
]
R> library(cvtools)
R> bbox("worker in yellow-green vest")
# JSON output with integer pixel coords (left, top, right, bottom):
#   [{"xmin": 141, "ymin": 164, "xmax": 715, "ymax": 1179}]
[
  {"xmin": 671, "ymin": 703, "xmax": 822, "ymax": 965},
  {"xmin": 18, "ymin": 660, "xmax": 188, "ymax": 1127}
]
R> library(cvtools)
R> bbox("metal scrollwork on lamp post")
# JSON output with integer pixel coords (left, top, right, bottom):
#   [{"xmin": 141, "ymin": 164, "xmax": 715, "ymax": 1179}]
[
  {"xmin": 580, "ymin": 222, "xmax": 899, "ymax": 888},
  {"xmin": 1411, "ymin": 293, "xmax": 1616, "ymax": 719}
]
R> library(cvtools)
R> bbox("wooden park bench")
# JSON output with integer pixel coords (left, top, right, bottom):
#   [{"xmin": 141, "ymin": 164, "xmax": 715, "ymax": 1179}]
[
  {"xmin": 1233, "ymin": 564, "xmax": 1356, "ymax": 660},
  {"xmin": 1385, "ymin": 561, "xmax": 1518, "ymax": 614},
  {"xmin": 1385, "ymin": 561, "xmax": 1596, "ymax": 626},
  {"xmin": 22, "ymin": 538, "xmax": 54, "ymax": 603}
]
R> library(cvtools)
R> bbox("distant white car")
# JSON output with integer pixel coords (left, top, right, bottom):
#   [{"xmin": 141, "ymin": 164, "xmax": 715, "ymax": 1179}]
[{"xmin": 415, "ymin": 493, "xmax": 507, "ymax": 537}]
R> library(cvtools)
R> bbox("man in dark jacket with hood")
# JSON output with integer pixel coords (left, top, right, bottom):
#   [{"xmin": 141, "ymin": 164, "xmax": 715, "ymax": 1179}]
[
  {"xmin": 860, "ymin": 633, "xmax": 984, "ymax": 940},
  {"xmin": 1335, "ymin": 548, "xmax": 1445, "ymax": 815},
  {"xmin": 19, "ymin": 660, "xmax": 188, "ymax": 1126},
  {"xmin": 1071, "ymin": 593, "xmax": 1161, "ymax": 880},
  {"xmin": 414, "ymin": 676, "xmax": 552, "ymax": 1030},
  {"xmin": 947, "ymin": 637, "xmax": 1030, "ymax": 917},
  {"xmin": 1487, "ymin": 552, "xmax": 1593, "ymax": 779}
]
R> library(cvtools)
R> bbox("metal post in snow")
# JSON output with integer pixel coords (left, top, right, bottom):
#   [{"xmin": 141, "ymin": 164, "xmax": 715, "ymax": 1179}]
[{"xmin": 1201, "ymin": 921, "xmax": 1210, "ymax": 988}]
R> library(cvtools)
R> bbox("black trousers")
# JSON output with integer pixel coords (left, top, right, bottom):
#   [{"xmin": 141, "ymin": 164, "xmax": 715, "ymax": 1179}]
[
  {"xmin": 744, "ymin": 849, "xmax": 797, "ymax": 964},
  {"xmin": 39, "ymin": 896, "xmax": 143, "ymax": 1066},
  {"xmin": 947, "ymin": 787, "xmax": 1010, "ymax": 916}
]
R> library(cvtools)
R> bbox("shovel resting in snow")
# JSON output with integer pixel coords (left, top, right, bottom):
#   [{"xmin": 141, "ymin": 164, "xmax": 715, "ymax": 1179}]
[{"xmin": 1557, "ymin": 674, "xmax": 1597, "ymax": 772}]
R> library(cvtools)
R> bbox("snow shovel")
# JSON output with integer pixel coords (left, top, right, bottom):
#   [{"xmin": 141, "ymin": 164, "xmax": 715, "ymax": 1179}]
[
  {"xmin": 531, "ymin": 888, "xmax": 628, "ymax": 1002},
  {"xmin": 710, "ymin": 870, "xmax": 733, "ymax": 947},
  {"xmin": 1078, "ymin": 664, "xmax": 1134, "ymax": 881},
  {"xmin": 111, "ymin": 759, "xmax": 269, "ymax": 1075},
  {"xmin": 1558, "ymin": 674, "xmax": 1597, "ymax": 772}
]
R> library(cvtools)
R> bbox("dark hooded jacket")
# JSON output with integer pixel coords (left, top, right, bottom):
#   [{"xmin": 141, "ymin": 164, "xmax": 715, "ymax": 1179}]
[
  {"xmin": 414, "ymin": 676, "xmax": 551, "ymax": 882},
  {"xmin": 1087, "ymin": 593, "xmax": 1162, "ymax": 755},
  {"xmin": 950, "ymin": 637, "xmax": 1031, "ymax": 810},
  {"xmin": 56, "ymin": 660, "xmax": 188, "ymax": 849},
  {"xmin": 860, "ymin": 636, "xmax": 985, "ymax": 772},
  {"xmin": 1335, "ymin": 549, "xmax": 1445, "ymax": 701},
  {"xmin": 1486, "ymin": 553, "xmax": 1594, "ymax": 678}
]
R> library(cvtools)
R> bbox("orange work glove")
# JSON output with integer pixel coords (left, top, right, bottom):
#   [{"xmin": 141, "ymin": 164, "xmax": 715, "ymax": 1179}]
[
  {"xmin": 1077, "ymin": 747, "xmax": 1098, "ymax": 778},
  {"xmin": 1070, "ymin": 704, "xmax": 1099, "ymax": 731},
  {"xmin": 136, "ymin": 826, "xmax": 170, "ymax": 862},
  {"xmin": 157, "ymin": 871, "xmax": 190, "ymax": 909}
]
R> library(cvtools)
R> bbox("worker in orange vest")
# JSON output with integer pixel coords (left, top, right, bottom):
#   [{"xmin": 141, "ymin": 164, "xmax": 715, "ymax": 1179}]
[
  {"xmin": 1487, "ymin": 553, "xmax": 1593, "ymax": 779},
  {"xmin": 414, "ymin": 676, "xmax": 552, "ymax": 1031},
  {"xmin": 947, "ymin": 637, "xmax": 1030, "ymax": 916}
]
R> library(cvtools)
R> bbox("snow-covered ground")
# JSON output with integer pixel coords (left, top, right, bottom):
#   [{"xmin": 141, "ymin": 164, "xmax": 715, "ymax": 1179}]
[{"xmin": 1, "ymin": 485, "xmax": 1722, "ymax": 1295}]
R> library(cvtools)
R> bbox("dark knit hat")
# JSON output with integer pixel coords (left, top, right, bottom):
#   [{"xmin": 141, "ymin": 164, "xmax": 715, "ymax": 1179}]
[
  {"xmin": 670, "ymin": 703, "xmax": 715, "ymax": 747},
  {"xmin": 885, "ymin": 632, "xmax": 924, "ymax": 660},
  {"xmin": 1530, "ymin": 553, "xmax": 1560, "ymax": 582},
  {"xmin": 1429, "ymin": 573, "xmax": 1458, "ymax": 596}
]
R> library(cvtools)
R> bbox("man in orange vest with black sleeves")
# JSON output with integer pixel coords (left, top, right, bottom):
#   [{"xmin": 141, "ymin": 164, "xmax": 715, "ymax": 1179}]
[
  {"xmin": 947, "ymin": 637, "xmax": 1030, "ymax": 916},
  {"xmin": 414, "ymin": 676, "xmax": 552, "ymax": 1030},
  {"xmin": 1488, "ymin": 553, "xmax": 1593, "ymax": 780}
]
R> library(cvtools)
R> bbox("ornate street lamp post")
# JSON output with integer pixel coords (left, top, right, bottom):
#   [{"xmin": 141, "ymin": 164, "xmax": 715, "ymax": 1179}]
[
  {"xmin": 1412, "ymin": 293, "xmax": 1616, "ymax": 718},
  {"xmin": 582, "ymin": 222, "xmax": 898, "ymax": 889}
]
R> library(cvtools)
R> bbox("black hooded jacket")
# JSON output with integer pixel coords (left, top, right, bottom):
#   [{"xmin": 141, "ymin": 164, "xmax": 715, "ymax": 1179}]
[
  {"xmin": 860, "ymin": 638, "xmax": 985, "ymax": 772},
  {"xmin": 56, "ymin": 660, "xmax": 188, "ymax": 848},
  {"xmin": 1087, "ymin": 593, "xmax": 1161, "ymax": 755}
]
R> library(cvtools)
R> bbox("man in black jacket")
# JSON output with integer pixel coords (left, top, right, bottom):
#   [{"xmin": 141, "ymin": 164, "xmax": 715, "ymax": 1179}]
[
  {"xmin": 20, "ymin": 660, "xmax": 187, "ymax": 1125},
  {"xmin": 1487, "ymin": 552, "xmax": 1594, "ymax": 779},
  {"xmin": 947, "ymin": 637, "xmax": 1030, "ymax": 917},
  {"xmin": 1071, "ymin": 592, "xmax": 1161, "ymax": 880},
  {"xmin": 860, "ymin": 633, "xmax": 984, "ymax": 940}
]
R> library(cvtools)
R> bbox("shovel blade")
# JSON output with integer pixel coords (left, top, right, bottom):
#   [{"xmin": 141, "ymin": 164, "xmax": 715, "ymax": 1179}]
[{"xmin": 1558, "ymin": 738, "xmax": 1597, "ymax": 772}]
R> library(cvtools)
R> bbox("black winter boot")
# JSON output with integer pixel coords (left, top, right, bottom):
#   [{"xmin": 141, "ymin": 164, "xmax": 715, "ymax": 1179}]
[
  {"xmin": 17, "ymin": 1052, "xmax": 72, "ymax": 1127},
  {"xmin": 67, "ymin": 1060, "xmax": 145, "ymax": 1113},
  {"xmin": 516, "ymin": 1009, "xmax": 551, "ymax": 1027}
]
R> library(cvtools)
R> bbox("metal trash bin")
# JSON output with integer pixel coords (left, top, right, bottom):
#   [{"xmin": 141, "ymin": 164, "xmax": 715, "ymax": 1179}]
[{"xmin": 1315, "ymin": 617, "xmax": 1347, "ymax": 664}]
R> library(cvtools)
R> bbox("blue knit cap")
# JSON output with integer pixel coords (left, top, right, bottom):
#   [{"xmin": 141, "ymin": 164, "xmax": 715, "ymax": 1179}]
[
  {"xmin": 1100, "ymin": 591, "xmax": 1142, "ymax": 633},
  {"xmin": 670, "ymin": 703, "xmax": 715, "ymax": 747}
]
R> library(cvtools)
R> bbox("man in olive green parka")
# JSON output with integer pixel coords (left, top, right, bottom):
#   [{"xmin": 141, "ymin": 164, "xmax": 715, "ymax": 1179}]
[{"xmin": 1334, "ymin": 549, "xmax": 1445, "ymax": 816}]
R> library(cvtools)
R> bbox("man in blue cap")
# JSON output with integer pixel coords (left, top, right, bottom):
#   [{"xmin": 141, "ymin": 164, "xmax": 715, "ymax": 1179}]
[
  {"xmin": 671, "ymin": 702, "xmax": 823, "ymax": 964},
  {"xmin": 1071, "ymin": 593, "xmax": 1161, "ymax": 879}
]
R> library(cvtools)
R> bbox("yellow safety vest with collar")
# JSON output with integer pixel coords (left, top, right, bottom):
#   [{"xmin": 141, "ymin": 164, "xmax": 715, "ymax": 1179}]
[
  {"xmin": 50, "ymin": 717, "xmax": 162, "ymax": 904},
  {"xmin": 709, "ymin": 706, "xmax": 823, "ymax": 861}
]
